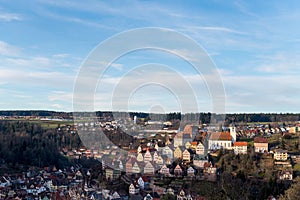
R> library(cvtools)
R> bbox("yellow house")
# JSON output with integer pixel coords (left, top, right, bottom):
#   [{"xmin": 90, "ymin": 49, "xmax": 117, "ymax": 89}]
[
  {"xmin": 174, "ymin": 146, "xmax": 183, "ymax": 159},
  {"xmin": 136, "ymin": 153, "xmax": 144, "ymax": 162},
  {"xmin": 185, "ymin": 141, "xmax": 191, "ymax": 149},
  {"xmin": 274, "ymin": 149, "xmax": 288, "ymax": 161}
]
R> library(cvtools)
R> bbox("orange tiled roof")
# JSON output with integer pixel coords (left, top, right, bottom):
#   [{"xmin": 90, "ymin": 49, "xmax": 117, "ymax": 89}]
[
  {"xmin": 128, "ymin": 149, "xmax": 137, "ymax": 153},
  {"xmin": 234, "ymin": 142, "xmax": 247, "ymax": 146},
  {"xmin": 209, "ymin": 132, "xmax": 231, "ymax": 141},
  {"xmin": 191, "ymin": 141, "xmax": 198, "ymax": 145},
  {"xmin": 254, "ymin": 137, "xmax": 268, "ymax": 143},
  {"xmin": 183, "ymin": 125, "xmax": 193, "ymax": 134}
]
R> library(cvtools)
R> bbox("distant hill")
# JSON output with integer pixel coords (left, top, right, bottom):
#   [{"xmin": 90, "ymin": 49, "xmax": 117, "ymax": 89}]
[
  {"xmin": 0, "ymin": 110, "xmax": 299, "ymax": 123},
  {"xmin": 0, "ymin": 110, "xmax": 72, "ymax": 119}
]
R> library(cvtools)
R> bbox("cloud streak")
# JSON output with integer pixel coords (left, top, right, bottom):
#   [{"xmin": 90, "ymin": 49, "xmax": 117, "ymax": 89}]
[{"xmin": 0, "ymin": 12, "xmax": 22, "ymax": 22}]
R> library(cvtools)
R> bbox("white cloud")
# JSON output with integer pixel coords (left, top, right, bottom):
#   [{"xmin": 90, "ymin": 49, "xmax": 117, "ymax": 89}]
[
  {"xmin": 48, "ymin": 91, "xmax": 73, "ymax": 102},
  {"xmin": 0, "ymin": 69, "xmax": 74, "ymax": 90},
  {"xmin": 0, "ymin": 41, "xmax": 21, "ymax": 56},
  {"xmin": 223, "ymin": 74, "xmax": 300, "ymax": 113},
  {"xmin": 196, "ymin": 26, "xmax": 247, "ymax": 35},
  {"xmin": 5, "ymin": 56, "xmax": 51, "ymax": 68},
  {"xmin": 0, "ymin": 12, "xmax": 22, "ymax": 21},
  {"xmin": 52, "ymin": 53, "xmax": 69, "ymax": 58},
  {"xmin": 255, "ymin": 52, "xmax": 300, "ymax": 74}
]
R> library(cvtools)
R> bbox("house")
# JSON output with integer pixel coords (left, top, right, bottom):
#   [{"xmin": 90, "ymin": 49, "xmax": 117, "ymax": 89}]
[
  {"xmin": 144, "ymin": 194, "xmax": 153, "ymax": 200},
  {"xmin": 187, "ymin": 166, "xmax": 195, "ymax": 177},
  {"xmin": 196, "ymin": 142, "xmax": 205, "ymax": 155},
  {"xmin": 161, "ymin": 146, "xmax": 173, "ymax": 159},
  {"xmin": 204, "ymin": 165, "xmax": 217, "ymax": 181},
  {"xmin": 159, "ymin": 165, "xmax": 170, "ymax": 176},
  {"xmin": 288, "ymin": 126, "xmax": 300, "ymax": 134},
  {"xmin": 105, "ymin": 167, "xmax": 121, "ymax": 180},
  {"xmin": 132, "ymin": 162, "xmax": 141, "ymax": 174},
  {"xmin": 254, "ymin": 137, "xmax": 268, "ymax": 153},
  {"xmin": 208, "ymin": 132, "xmax": 232, "ymax": 150},
  {"xmin": 273, "ymin": 149, "xmax": 288, "ymax": 161},
  {"xmin": 204, "ymin": 165, "xmax": 217, "ymax": 174},
  {"xmin": 144, "ymin": 150, "xmax": 153, "ymax": 162},
  {"xmin": 193, "ymin": 155, "xmax": 208, "ymax": 168},
  {"xmin": 278, "ymin": 170, "xmax": 293, "ymax": 180},
  {"xmin": 182, "ymin": 149, "xmax": 191, "ymax": 162},
  {"xmin": 137, "ymin": 176, "xmax": 149, "ymax": 190},
  {"xmin": 174, "ymin": 146, "xmax": 183, "ymax": 159},
  {"xmin": 144, "ymin": 162, "xmax": 155, "ymax": 175},
  {"xmin": 174, "ymin": 132, "xmax": 183, "ymax": 147},
  {"xmin": 177, "ymin": 189, "xmax": 193, "ymax": 200},
  {"xmin": 233, "ymin": 142, "xmax": 248, "ymax": 154},
  {"xmin": 174, "ymin": 164, "xmax": 183, "ymax": 176},
  {"xmin": 111, "ymin": 191, "xmax": 121, "ymax": 200},
  {"xmin": 185, "ymin": 141, "xmax": 192, "ymax": 149},
  {"xmin": 137, "ymin": 153, "xmax": 144, "ymax": 162},
  {"xmin": 129, "ymin": 183, "xmax": 140, "ymax": 195}
]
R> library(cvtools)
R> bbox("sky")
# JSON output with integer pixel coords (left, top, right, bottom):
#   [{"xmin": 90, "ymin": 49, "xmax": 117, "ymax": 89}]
[{"xmin": 0, "ymin": 0, "xmax": 300, "ymax": 114}]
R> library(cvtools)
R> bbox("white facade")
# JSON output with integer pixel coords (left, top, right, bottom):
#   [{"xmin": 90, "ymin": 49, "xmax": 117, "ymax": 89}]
[
  {"xmin": 144, "ymin": 150, "xmax": 152, "ymax": 162},
  {"xmin": 229, "ymin": 126, "xmax": 237, "ymax": 142},
  {"xmin": 196, "ymin": 142, "xmax": 205, "ymax": 155},
  {"xmin": 132, "ymin": 162, "xmax": 140, "ymax": 174},
  {"xmin": 208, "ymin": 140, "xmax": 232, "ymax": 150},
  {"xmin": 144, "ymin": 162, "xmax": 154, "ymax": 175},
  {"xmin": 174, "ymin": 133, "xmax": 183, "ymax": 147},
  {"xmin": 129, "ymin": 184, "xmax": 139, "ymax": 195},
  {"xmin": 137, "ymin": 177, "xmax": 144, "ymax": 189}
]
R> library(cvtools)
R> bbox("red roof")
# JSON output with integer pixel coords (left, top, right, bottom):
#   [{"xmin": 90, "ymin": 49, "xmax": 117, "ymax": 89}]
[
  {"xmin": 234, "ymin": 142, "xmax": 247, "ymax": 146},
  {"xmin": 209, "ymin": 132, "xmax": 231, "ymax": 141},
  {"xmin": 183, "ymin": 125, "xmax": 193, "ymax": 135},
  {"xmin": 254, "ymin": 137, "xmax": 268, "ymax": 143}
]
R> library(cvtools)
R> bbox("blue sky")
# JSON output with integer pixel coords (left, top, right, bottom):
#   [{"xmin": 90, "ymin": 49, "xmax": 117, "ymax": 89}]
[{"xmin": 0, "ymin": 0, "xmax": 300, "ymax": 113}]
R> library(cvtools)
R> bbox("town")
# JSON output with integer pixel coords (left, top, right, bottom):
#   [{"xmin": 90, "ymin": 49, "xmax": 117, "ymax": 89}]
[{"xmin": 1, "ymin": 113, "xmax": 300, "ymax": 199}]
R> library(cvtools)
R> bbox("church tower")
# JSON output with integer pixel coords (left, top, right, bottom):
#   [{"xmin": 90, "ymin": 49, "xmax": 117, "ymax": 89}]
[{"xmin": 229, "ymin": 126, "xmax": 236, "ymax": 142}]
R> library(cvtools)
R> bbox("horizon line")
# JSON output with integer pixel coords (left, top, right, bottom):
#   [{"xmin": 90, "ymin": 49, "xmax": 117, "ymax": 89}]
[{"xmin": 0, "ymin": 109, "xmax": 300, "ymax": 115}]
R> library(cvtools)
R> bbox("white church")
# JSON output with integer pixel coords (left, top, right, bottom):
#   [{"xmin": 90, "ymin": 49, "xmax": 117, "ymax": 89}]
[{"xmin": 208, "ymin": 127, "xmax": 236, "ymax": 150}]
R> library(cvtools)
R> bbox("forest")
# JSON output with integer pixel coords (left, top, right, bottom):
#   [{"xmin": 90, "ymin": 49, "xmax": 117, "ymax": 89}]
[{"xmin": 0, "ymin": 120, "xmax": 82, "ymax": 172}]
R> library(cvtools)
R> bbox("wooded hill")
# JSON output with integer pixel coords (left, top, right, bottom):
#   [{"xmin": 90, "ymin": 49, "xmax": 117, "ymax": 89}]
[{"xmin": 1, "ymin": 110, "xmax": 300, "ymax": 123}]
